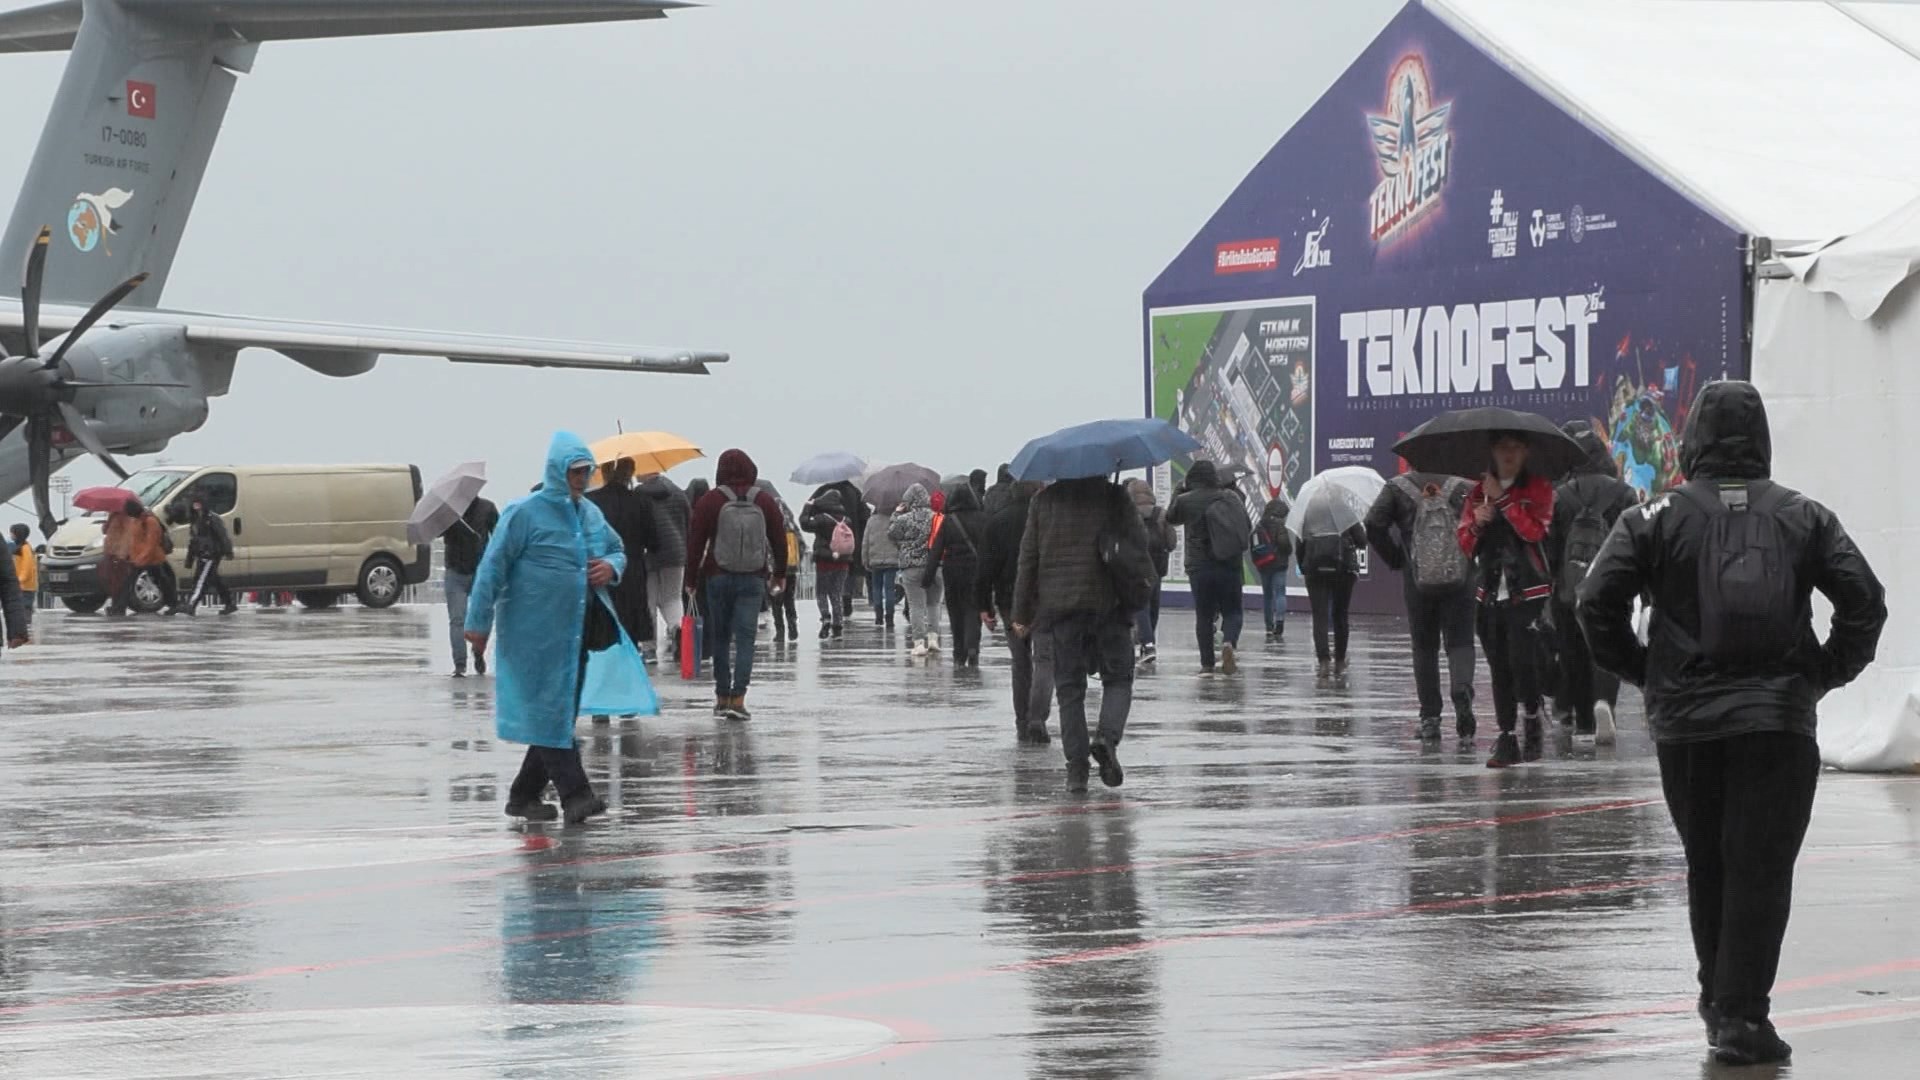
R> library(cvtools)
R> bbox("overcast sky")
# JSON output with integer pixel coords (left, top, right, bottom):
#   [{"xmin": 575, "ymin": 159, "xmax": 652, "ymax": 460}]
[{"xmin": 1, "ymin": 0, "xmax": 1412, "ymax": 508}]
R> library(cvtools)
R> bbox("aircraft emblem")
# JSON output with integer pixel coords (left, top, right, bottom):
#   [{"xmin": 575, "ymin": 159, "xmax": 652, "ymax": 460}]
[{"xmin": 68, "ymin": 187, "xmax": 133, "ymax": 254}]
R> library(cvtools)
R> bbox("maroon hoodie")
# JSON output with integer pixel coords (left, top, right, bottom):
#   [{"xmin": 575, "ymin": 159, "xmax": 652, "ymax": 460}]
[{"xmin": 684, "ymin": 448, "xmax": 789, "ymax": 593}]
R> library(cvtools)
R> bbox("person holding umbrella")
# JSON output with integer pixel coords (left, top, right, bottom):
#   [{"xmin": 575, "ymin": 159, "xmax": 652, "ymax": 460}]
[
  {"xmin": 1459, "ymin": 433, "xmax": 1557, "ymax": 768},
  {"xmin": 1292, "ymin": 483, "xmax": 1371, "ymax": 684}
]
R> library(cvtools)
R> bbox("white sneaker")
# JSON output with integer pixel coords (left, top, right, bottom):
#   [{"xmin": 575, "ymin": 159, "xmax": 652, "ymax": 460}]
[
  {"xmin": 928, "ymin": 633, "xmax": 941, "ymax": 653},
  {"xmin": 911, "ymin": 638, "xmax": 929, "ymax": 658},
  {"xmin": 1594, "ymin": 702, "xmax": 1617, "ymax": 746}
]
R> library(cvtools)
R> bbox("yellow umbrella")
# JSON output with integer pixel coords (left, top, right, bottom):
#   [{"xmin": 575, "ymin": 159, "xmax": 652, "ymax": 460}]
[{"xmin": 588, "ymin": 431, "xmax": 705, "ymax": 475}]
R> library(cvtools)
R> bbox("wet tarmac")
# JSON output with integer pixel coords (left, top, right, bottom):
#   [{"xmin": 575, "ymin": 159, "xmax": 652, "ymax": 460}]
[{"xmin": 3, "ymin": 606, "xmax": 1916, "ymax": 1079}]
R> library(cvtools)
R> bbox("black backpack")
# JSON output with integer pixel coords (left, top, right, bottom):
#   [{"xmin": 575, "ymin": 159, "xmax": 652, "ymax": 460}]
[
  {"xmin": 1677, "ymin": 482, "xmax": 1802, "ymax": 668},
  {"xmin": 1099, "ymin": 487, "xmax": 1158, "ymax": 615},
  {"xmin": 1301, "ymin": 532, "xmax": 1347, "ymax": 576},
  {"xmin": 1202, "ymin": 494, "xmax": 1252, "ymax": 561},
  {"xmin": 1556, "ymin": 477, "xmax": 1613, "ymax": 599}
]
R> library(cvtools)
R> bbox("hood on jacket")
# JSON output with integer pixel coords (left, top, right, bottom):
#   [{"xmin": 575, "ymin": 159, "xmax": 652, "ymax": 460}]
[
  {"xmin": 901, "ymin": 483, "xmax": 932, "ymax": 513},
  {"xmin": 996, "ymin": 464, "xmax": 1013, "ymax": 485},
  {"xmin": 1681, "ymin": 381, "xmax": 1772, "ymax": 481},
  {"xmin": 686, "ymin": 478, "xmax": 711, "ymax": 504},
  {"xmin": 812, "ymin": 490, "xmax": 847, "ymax": 516},
  {"xmin": 716, "ymin": 449, "xmax": 759, "ymax": 492},
  {"xmin": 930, "ymin": 488, "xmax": 947, "ymax": 512},
  {"xmin": 640, "ymin": 474, "xmax": 685, "ymax": 501},
  {"xmin": 1186, "ymin": 460, "xmax": 1221, "ymax": 489},
  {"xmin": 1565, "ymin": 425, "xmax": 1618, "ymax": 478},
  {"xmin": 1124, "ymin": 478, "xmax": 1158, "ymax": 514},
  {"xmin": 943, "ymin": 482, "xmax": 981, "ymax": 514},
  {"xmin": 540, "ymin": 431, "xmax": 596, "ymax": 502}
]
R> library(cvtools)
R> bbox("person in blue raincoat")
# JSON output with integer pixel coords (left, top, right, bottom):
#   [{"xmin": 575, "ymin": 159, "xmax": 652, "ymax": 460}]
[{"xmin": 465, "ymin": 432, "xmax": 657, "ymax": 825}]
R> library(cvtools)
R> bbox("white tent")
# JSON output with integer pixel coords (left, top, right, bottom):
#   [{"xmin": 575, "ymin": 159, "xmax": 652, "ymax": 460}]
[{"xmin": 1431, "ymin": 0, "xmax": 1919, "ymax": 770}]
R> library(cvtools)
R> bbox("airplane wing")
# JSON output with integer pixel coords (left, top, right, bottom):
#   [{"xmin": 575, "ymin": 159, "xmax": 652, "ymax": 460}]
[{"xmin": 0, "ymin": 301, "xmax": 726, "ymax": 374}]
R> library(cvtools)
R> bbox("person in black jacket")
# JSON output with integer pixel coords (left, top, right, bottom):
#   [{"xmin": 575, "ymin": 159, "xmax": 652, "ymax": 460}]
[
  {"xmin": 1295, "ymin": 515, "xmax": 1367, "ymax": 682},
  {"xmin": 799, "ymin": 489, "xmax": 855, "ymax": 639},
  {"xmin": 1460, "ymin": 435, "xmax": 1557, "ymax": 769},
  {"xmin": 1548, "ymin": 425, "xmax": 1639, "ymax": 745},
  {"xmin": 1254, "ymin": 495, "xmax": 1292, "ymax": 644},
  {"xmin": 979, "ymin": 480, "xmax": 1050, "ymax": 742},
  {"xmin": 1366, "ymin": 470, "xmax": 1477, "ymax": 743},
  {"xmin": 928, "ymin": 481, "xmax": 988, "ymax": 667},
  {"xmin": 1579, "ymin": 381, "xmax": 1886, "ymax": 1066},
  {"xmin": 1166, "ymin": 460, "xmax": 1252, "ymax": 676},
  {"xmin": 443, "ymin": 490, "xmax": 500, "ymax": 677},
  {"xmin": 586, "ymin": 459, "xmax": 657, "ymax": 685},
  {"xmin": 811, "ymin": 479, "xmax": 871, "ymax": 621},
  {"xmin": 177, "ymin": 496, "xmax": 238, "ymax": 616}
]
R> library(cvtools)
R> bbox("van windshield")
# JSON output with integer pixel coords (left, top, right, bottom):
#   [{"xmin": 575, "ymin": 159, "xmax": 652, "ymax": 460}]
[{"xmin": 93, "ymin": 469, "xmax": 193, "ymax": 514}]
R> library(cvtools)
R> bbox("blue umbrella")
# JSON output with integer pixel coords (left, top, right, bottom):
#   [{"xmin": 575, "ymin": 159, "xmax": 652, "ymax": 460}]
[
  {"xmin": 1010, "ymin": 418, "xmax": 1202, "ymax": 482},
  {"xmin": 790, "ymin": 450, "xmax": 868, "ymax": 485}
]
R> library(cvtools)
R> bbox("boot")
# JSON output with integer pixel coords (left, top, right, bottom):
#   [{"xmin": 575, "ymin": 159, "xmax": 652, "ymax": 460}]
[
  {"xmin": 1418, "ymin": 716, "xmax": 1442, "ymax": 742},
  {"xmin": 505, "ymin": 799, "xmax": 559, "ymax": 822},
  {"xmin": 1334, "ymin": 658, "xmax": 1349, "ymax": 682},
  {"xmin": 1315, "ymin": 659, "xmax": 1332, "ymax": 683},
  {"xmin": 1486, "ymin": 732, "xmax": 1522, "ymax": 769},
  {"xmin": 1522, "ymin": 710, "xmax": 1545, "ymax": 762},
  {"xmin": 562, "ymin": 791, "xmax": 608, "ymax": 825},
  {"xmin": 1456, "ymin": 707, "xmax": 1478, "ymax": 741}
]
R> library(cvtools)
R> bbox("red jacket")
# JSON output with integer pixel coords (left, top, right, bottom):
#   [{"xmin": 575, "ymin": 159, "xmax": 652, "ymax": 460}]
[
  {"xmin": 1458, "ymin": 473, "xmax": 1554, "ymax": 604},
  {"xmin": 684, "ymin": 449, "xmax": 789, "ymax": 593}
]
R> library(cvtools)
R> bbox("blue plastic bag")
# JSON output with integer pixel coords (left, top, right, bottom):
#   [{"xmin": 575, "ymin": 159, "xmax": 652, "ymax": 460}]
[{"xmin": 578, "ymin": 589, "xmax": 660, "ymax": 718}]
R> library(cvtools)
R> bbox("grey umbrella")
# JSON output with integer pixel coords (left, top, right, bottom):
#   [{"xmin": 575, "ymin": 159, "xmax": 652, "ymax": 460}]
[
  {"xmin": 865, "ymin": 463, "xmax": 942, "ymax": 512},
  {"xmin": 408, "ymin": 461, "xmax": 487, "ymax": 545}
]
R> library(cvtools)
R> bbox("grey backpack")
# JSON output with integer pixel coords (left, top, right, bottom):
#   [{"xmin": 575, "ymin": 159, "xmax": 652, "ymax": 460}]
[
  {"xmin": 1405, "ymin": 477, "xmax": 1469, "ymax": 593},
  {"xmin": 713, "ymin": 488, "xmax": 770, "ymax": 574}
]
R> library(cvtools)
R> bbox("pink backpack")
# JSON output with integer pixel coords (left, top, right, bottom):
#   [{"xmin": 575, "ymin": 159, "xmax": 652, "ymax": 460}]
[{"xmin": 830, "ymin": 517, "xmax": 858, "ymax": 559}]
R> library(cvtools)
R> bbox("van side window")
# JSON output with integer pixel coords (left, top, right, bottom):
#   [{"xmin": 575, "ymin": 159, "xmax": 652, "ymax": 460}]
[{"xmin": 191, "ymin": 473, "xmax": 238, "ymax": 516}]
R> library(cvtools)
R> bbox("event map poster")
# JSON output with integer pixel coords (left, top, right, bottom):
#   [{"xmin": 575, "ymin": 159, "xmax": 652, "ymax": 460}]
[
  {"xmin": 1140, "ymin": 0, "xmax": 1747, "ymax": 605},
  {"xmin": 1150, "ymin": 299, "xmax": 1317, "ymax": 590}
]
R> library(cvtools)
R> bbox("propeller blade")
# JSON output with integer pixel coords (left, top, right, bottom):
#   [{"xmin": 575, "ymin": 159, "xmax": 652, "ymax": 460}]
[
  {"xmin": 57, "ymin": 400, "xmax": 129, "ymax": 480},
  {"xmin": 20, "ymin": 225, "xmax": 49, "ymax": 357},
  {"xmin": 0, "ymin": 414, "xmax": 22, "ymax": 445},
  {"xmin": 27, "ymin": 414, "xmax": 53, "ymax": 538},
  {"xmin": 45, "ymin": 271, "xmax": 149, "ymax": 370}
]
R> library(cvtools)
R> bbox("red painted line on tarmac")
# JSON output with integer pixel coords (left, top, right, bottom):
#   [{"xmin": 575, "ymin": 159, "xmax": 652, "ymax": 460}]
[
  {"xmin": 0, "ymin": 797, "xmax": 1657, "ymax": 1014},
  {"xmin": 0, "ymin": 800, "xmax": 1127, "ymax": 939}
]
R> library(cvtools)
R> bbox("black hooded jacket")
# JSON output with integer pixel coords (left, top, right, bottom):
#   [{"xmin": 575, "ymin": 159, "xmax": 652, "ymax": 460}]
[
  {"xmin": 810, "ymin": 481, "xmax": 871, "ymax": 570},
  {"xmin": 799, "ymin": 490, "xmax": 855, "ymax": 565},
  {"xmin": 1166, "ymin": 460, "xmax": 1248, "ymax": 572},
  {"xmin": 928, "ymin": 482, "xmax": 987, "ymax": 576},
  {"xmin": 1547, "ymin": 429, "xmax": 1639, "ymax": 601},
  {"xmin": 1577, "ymin": 382, "xmax": 1887, "ymax": 744},
  {"xmin": 977, "ymin": 481, "xmax": 1034, "ymax": 619}
]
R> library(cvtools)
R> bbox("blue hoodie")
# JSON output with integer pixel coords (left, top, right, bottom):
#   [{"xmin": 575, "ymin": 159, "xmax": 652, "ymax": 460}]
[{"xmin": 466, "ymin": 432, "xmax": 654, "ymax": 747}]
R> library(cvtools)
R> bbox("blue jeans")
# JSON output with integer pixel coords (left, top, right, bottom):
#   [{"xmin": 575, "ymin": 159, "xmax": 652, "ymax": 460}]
[
  {"xmin": 705, "ymin": 573, "xmax": 763, "ymax": 697},
  {"xmin": 1260, "ymin": 567, "xmax": 1288, "ymax": 633},
  {"xmin": 869, "ymin": 568, "xmax": 899, "ymax": 619},
  {"xmin": 444, "ymin": 571, "xmax": 473, "ymax": 669},
  {"xmin": 1189, "ymin": 559, "xmax": 1244, "ymax": 670},
  {"xmin": 1131, "ymin": 580, "xmax": 1162, "ymax": 647}
]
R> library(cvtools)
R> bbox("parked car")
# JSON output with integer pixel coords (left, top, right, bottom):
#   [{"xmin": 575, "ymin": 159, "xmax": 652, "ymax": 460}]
[{"xmin": 41, "ymin": 463, "xmax": 429, "ymax": 613}]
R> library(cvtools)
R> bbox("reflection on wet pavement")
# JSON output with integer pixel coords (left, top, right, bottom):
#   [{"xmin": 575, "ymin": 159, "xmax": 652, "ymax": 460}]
[{"xmin": 1, "ymin": 609, "xmax": 1915, "ymax": 1077}]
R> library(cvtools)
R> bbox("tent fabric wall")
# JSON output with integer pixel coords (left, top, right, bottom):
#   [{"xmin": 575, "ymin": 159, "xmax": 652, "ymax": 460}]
[{"xmin": 1753, "ymin": 274, "xmax": 1920, "ymax": 772}]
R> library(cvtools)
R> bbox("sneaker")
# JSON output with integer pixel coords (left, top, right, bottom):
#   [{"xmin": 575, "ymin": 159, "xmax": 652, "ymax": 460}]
[
  {"xmin": 1025, "ymin": 723, "xmax": 1051, "ymax": 746},
  {"xmin": 1221, "ymin": 644, "xmax": 1238, "ymax": 676},
  {"xmin": 1594, "ymin": 701, "xmax": 1617, "ymax": 746},
  {"xmin": 1334, "ymin": 659, "xmax": 1349, "ymax": 683},
  {"xmin": 1486, "ymin": 733, "xmax": 1522, "ymax": 769},
  {"xmin": 1456, "ymin": 708, "xmax": 1478, "ymax": 741},
  {"xmin": 505, "ymin": 800, "xmax": 559, "ymax": 822},
  {"xmin": 928, "ymin": 633, "xmax": 942, "ymax": 653},
  {"xmin": 474, "ymin": 653, "xmax": 487, "ymax": 676},
  {"xmin": 1418, "ymin": 716, "xmax": 1442, "ymax": 742},
  {"xmin": 452, "ymin": 668, "xmax": 466, "ymax": 679},
  {"xmin": 787, "ymin": 625, "xmax": 799, "ymax": 642},
  {"xmin": 874, "ymin": 612, "xmax": 884, "ymax": 627},
  {"xmin": 1522, "ymin": 711, "xmax": 1545, "ymax": 762},
  {"xmin": 1714, "ymin": 1019, "xmax": 1791, "ymax": 1066},
  {"xmin": 1066, "ymin": 761, "xmax": 1091, "ymax": 794},
  {"xmin": 1315, "ymin": 659, "xmax": 1332, "ymax": 682},
  {"xmin": 1572, "ymin": 723, "xmax": 1597, "ymax": 748},
  {"xmin": 220, "ymin": 604, "xmax": 239, "ymax": 616},
  {"xmin": 1554, "ymin": 704, "xmax": 1575, "ymax": 728},
  {"xmin": 1089, "ymin": 740, "xmax": 1124, "ymax": 788},
  {"xmin": 727, "ymin": 696, "xmax": 753, "ymax": 722},
  {"xmin": 562, "ymin": 792, "xmax": 609, "ymax": 825},
  {"xmin": 1196, "ymin": 666, "xmax": 1216, "ymax": 678},
  {"xmin": 1699, "ymin": 1001, "xmax": 1721, "ymax": 1049},
  {"xmin": 819, "ymin": 624, "xmax": 832, "ymax": 640},
  {"xmin": 831, "ymin": 623, "xmax": 844, "ymax": 639},
  {"xmin": 911, "ymin": 639, "xmax": 929, "ymax": 658},
  {"xmin": 1138, "ymin": 643, "xmax": 1157, "ymax": 666},
  {"xmin": 886, "ymin": 614, "xmax": 897, "ymax": 630},
  {"xmin": 712, "ymin": 698, "xmax": 729, "ymax": 718}
]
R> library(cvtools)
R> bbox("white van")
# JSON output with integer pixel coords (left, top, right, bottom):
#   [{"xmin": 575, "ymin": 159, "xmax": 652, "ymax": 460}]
[{"xmin": 42, "ymin": 464, "xmax": 430, "ymax": 613}]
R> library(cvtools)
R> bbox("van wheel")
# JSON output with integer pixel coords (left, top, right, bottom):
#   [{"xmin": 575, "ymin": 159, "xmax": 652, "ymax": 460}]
[
  {"xmin": 296, "ymin": 590, "xmax": 339, "ymax": 610},
  {"xmin": 357, "ymin": 556, "xmax": 404, "ymax": 609},
  {"xmin": 129, "ymin": 571, "xmax": 167, "ymax": 615},
  {"xmin": 63, "ymin": 595, "xmax": 106, "ymax": 614}
]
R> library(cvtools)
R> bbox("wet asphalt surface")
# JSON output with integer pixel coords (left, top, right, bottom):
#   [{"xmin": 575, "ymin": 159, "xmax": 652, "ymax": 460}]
[{"xmin": 1, "ymin": 605, "xmax": 1916, "ymax": 1079}]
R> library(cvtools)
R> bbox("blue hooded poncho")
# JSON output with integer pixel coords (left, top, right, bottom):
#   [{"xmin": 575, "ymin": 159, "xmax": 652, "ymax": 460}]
[{"xmin": 466, "ymin": 431, "xmax": 658, "ymax": 748}]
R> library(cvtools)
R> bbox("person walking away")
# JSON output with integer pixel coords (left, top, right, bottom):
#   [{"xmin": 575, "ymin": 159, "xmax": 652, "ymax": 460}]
[
  {"xmin": 1579, "ymin": 381, "xmax": 1885, "ymax": 1065},
  {"xmin": 10, "ymin": 524, "xmax": 36, "ymax": 621},
  {"xmin": 0, "ymin": 533, "xmax": 27, "ymax": 653},
  {"xmin": 979, "ymin": 479, "xmax": 1051, "ymax": 742},
  {"xmin": 800, "ymin": 489, "xmax": 857, "ymax": 639},
  {"xmin": 1166, "ymin": 460, "xmax": 1253, "ymax": 675},
  {"xmin": 1367, "ymin": 470, "xmax": 1478, "ymax": 743},
  {"xmin": 863, "ymin": 505, "xmax": 902, "ymax": 628},
  {"xmin": 810, "ymin": 477, "xmax": 869, "ymax": 627},
  {"xmin": 1548, "ymin": 425, "xmax": 1639, "ymax": 746},
  {"xmin": 1254, "ymin": 494, "xmax": 1292, "ymax": 644},
  {"xmin": 968, "ymin": 469, "xmax": 988, "ymax": 505},
  {"xmin": 927, "ymin": 481, "xmax": 987, "ymax": 667},
  {"xmin": 177, "ymin": 496, "xmax": 238, "ymax": 616},
  {"xmin": 757, "ymin": 481, "xmax": 803, "ymax": 642},
  {"xmin": 1013, "ymin": 475, "xmax": 1150, "ymax": 792},
  {"xmin": 982, "ymin": 464, "xmax": 1017, "ymax": 516},
  {"xmin": 890, "ymin": 484, "xmax": 943, "ymax": 656},
  {"xmin": 637, "ymin": 473, "xmax": 690, "ymax": 663},
  {"xmin": 1123, "ymin": 479, "xmax": 1177, "ymax": 666},
  {"xmin": 1297, "ymin": 514, "xmax": 1366, "ymax": 683},
  {"xmin": 463, "ymin": 432, "xmax": 632, "ymax": 825},
  {"xmin": 587, "ymin": 459, "xmax": 657, "ymax": 668},
  {"xmin": 1459, "ymin": 434, "xmax": 1555, "ymax": 768},
  {"xmin": 684, "ymin": 478, "xmax": 713, "ymax": 657},
  {"xmin": 685, "ymin": 450, "xmax": 788, "ymax": 720},
  {"xmin": 124, "ymin": 499, "xmax": 177, "ymax": 615},
  {"xmin": 442, "ymin": 489, "xmax": 499, "ymax": 677}
]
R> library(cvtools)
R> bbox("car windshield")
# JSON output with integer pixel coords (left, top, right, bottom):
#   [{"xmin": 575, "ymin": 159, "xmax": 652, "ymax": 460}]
[{"xmin": 81, "ymin": 469, "xmax": 192, "ymax": 516}]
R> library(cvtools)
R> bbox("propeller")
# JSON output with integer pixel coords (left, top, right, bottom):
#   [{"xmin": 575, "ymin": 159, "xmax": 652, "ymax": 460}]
[{"xmin": 0, "ymin": 225, "xmax": 152, "ymax": 537}]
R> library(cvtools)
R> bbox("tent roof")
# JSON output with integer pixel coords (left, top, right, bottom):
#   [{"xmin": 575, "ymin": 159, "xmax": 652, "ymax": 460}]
[{"xmin": 1428, "ymin": 0, "xmax": 1920, "ymax": 244}]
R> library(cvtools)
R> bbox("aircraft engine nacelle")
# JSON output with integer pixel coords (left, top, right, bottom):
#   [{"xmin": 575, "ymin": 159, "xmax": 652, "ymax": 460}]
[{"xmin": 56, "ymin": 325, "xmax": 211, "ymax": 456}]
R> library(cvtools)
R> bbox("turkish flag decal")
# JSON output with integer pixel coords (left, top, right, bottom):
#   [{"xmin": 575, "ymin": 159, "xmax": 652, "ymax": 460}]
[{"xmin": 126, "ymin": 80, "xmax": 156, "ymax": 119}]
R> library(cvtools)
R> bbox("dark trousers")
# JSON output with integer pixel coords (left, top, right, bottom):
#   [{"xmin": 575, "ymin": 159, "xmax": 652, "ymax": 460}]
[
  {"xmin": 185, "ymin": 558, "xmax": 234, "ymax": 611},
  {"xmin": 769, "ymin": 579, "xmax": 798, "ymax": 637},
  {"xmin": 1037, "ymin": 613, "xmax": 1135, "ymax": 765},
  {"xmin": 1478, "ymin": 599, "xmax": 1546, "ymax": 733},
  {"xmin": 1554, "ymin": 600, "xmax": 1619, "ymax": 731},
  {"xmin": 1189, "ymin": 559, "xmax": 1244, "ymax": 670},
  {"xmin": 1407, "ymin": 582, "xmax": 1477, "ymax": 720},
  {"xmin": 509, "ymin": 744, "xmax": 592, "ymax": 804},
  {"xmin": 1304, "ymin": 572, "xmax": 1356, "ymax": 663},
  {"xmin": 943, "ymin": 563, "xmax": 981, "ymax": 662},
  {"xmin": 1657, "ymin": 732, "xmax": 1821, "ymax": 1022},
  {"xmin": 1007, "ymin": 629, "xmax": 1055, "ymax": 735}
]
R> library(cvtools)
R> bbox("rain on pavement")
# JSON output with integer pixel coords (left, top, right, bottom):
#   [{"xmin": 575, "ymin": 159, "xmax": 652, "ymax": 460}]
[{"xmin": 2, "ymin": 607, "xmax": 1915, "ymax": 1078}]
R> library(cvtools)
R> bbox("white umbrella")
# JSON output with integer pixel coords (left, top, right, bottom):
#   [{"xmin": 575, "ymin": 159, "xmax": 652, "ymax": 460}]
[
  {"xmin": 408, "ymin": 461, "xmax": 487, "ymax": 545},
  {"xmin": 1285, "ymin": 466, "xmax": 1386, "ymax": 539}
]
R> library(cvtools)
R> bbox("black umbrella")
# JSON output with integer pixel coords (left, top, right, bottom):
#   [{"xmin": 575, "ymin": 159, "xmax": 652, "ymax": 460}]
[{"xmin": 1393, "ymin": 406, "xmax": 1588, "ymax": 481}]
